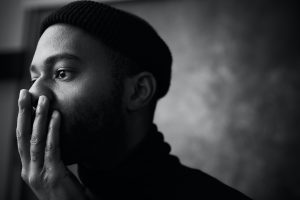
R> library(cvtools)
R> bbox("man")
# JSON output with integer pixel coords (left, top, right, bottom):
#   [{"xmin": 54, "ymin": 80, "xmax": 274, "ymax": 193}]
[{"xmin": 16, "ymin": 1, "xmax": 251, "ymax": 199}]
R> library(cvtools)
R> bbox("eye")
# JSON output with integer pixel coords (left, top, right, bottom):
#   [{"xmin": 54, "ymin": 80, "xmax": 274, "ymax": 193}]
[{"xmin": 54, "ymin": 69, "xmax": 72, "ymax": 80}]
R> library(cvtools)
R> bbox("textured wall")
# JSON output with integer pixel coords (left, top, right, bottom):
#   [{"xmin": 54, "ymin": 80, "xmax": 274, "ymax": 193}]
[
  {"xmin": 0, "ymin": 81, "xmax": 19, "ymax": 200},
  {"xmin": 117, "ymin": 0, "xmax": 300, "ymax": 199},
  {"xmin": 0, "ymin": 0, "xmax": 23, "ymax": 50}
]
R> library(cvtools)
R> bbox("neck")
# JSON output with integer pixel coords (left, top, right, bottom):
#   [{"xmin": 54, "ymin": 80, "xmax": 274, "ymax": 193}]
[
  {"xmin": 79, "ymin": 112, "xmax": 153, "ymax": 171},
  {"xmin": 125, "ymin": 114, "xmax": 152, "ymax": 152},
  {"xmin": 77, "ymin": 124, "xmax": 175, "ymax": 199}
]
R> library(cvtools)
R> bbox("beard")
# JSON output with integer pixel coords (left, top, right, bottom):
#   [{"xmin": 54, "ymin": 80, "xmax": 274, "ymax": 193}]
[{"xmin": 59, "ymin": 81, "xmax": 126, "ymax": 167}]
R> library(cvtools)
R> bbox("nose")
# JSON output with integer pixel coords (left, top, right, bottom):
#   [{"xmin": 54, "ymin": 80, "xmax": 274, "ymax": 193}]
[{"xmin": 29, "ymin": 78, "xmax": 53, "ymax": 108}]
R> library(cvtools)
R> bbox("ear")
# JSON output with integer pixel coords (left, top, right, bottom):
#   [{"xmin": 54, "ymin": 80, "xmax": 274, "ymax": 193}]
[{"xmin": 126, "ymin": 72, "xmax": 157, "ymax": 112}]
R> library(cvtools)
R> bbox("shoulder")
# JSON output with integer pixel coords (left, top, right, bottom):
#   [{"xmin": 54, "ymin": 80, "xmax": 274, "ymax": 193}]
[{"xmin": 156, "ymin": 158, "xmax": 252, "ymax": 199}]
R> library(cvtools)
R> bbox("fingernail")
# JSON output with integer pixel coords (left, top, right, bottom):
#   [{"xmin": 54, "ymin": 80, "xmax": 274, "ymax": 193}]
[
  {"xmin": 52, "ymin": 110, "xmax": 59, "ymax": 118},
  {"xmin": 19, "ymin": 89, "xmax": 27, "ymax": 100},
  {"xmin": 38, "ymin": 95, "xmax": 46, "ymax": 105},
  {"xmin": 18, "ymin": 90, "xmax": 28, "ymax": 110},
  {"xmin": 36, "ymin": 96, "xmax": 45, "ymax": 113}
]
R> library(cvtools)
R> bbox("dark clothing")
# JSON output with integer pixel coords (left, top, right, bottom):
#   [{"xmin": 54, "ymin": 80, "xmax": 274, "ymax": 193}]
[{"xmin": 78, "ymin": 125, "xmax": 251, "ymax": 200}]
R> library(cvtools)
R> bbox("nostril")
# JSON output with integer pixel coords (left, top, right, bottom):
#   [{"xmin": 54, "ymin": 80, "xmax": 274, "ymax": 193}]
[
  {"xmin": 30, "ymin": 95, "xmax": 39, "ymax": 108},
  {"xmin": 29, "ymin": 94, "xmax": 39, "ymax": 119},
  {"xmin": 32, "ymin": 101, "xmax": 38, "ymax": 113},
  {"xmin": 31, "ymin": 106, "xmax": 36, "ymax": 119}
]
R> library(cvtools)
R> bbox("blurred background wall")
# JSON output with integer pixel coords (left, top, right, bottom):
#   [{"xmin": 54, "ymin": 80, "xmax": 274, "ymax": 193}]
[
  {"xmin": 0, "ymin": 0, "xmax": 24, "ymax": 199},
  {"xmin": 0, "ymin": 0, "xmax": 299, "ymax": 199}
]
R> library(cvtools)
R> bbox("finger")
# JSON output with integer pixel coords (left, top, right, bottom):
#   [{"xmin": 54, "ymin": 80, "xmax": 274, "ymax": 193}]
[
  {"xmin": 30, "ymin": 95, "xmax": 49, "ymax": 171},
  {"xmin": 45, "ymin": 110, "xmax": 61, "ymax": 166},
  {"xmin": 16, "ymin": 89, "xmax": 32, "ymax": 169}
]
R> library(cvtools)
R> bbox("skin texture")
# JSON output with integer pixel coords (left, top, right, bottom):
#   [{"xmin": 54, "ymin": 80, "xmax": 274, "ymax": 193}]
[
  {"xmin": 16, "ymin": 24, "xmax": 157, "ymax": 199},
  {"xmin": 29, "ymin": 24, "xmax": 127, "ymax": 166}
]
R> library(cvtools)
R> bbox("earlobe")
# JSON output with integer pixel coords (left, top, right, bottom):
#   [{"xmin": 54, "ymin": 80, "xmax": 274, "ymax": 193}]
[{"xmin": 127, "ymin": 72, "xmax": 157, "ymax": 111}]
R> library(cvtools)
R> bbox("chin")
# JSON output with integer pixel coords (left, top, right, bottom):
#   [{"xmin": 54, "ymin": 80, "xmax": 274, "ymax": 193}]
[
  {"xmin": 59, "ymin": 124, "xmax": 99, "ymax": 166},
  {"xmin": 59, "ymin": 125, "xmax": 82, "ymax": 165},
  {"xmin": 60, "ymin": 139, "xmax": 80, "ymax": 165}
]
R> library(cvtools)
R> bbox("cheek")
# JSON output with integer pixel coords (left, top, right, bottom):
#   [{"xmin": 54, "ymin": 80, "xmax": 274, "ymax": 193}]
[
  {"xmin": 53, "ymin": 80, "xmax": 113, "ymax": 129},
  {"xmin": 54, "ymin": 75, "xmax": 107, "ymax": 110},
  {"xmin": 52, "ymin": 84, "xmax": 110, "ymax": 164},
  {"xmin": 55, "ymin": 88, "xmax": 91, "ymax": 119}
]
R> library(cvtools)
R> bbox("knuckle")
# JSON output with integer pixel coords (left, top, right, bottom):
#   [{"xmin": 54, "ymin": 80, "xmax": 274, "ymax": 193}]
[
  {"xmin": 21, "ymin": 169, "xmax": 28, "ymax": 181},
  {"xmin": 45, "ymin": 151, "xmax": 57, "ymax": 164},
  {"xmin": 30, "ymin": 135, "xmax": 39, "ymax": 145},
  {"xmin": 18, "ymin": 101, "xmax": 28, "ymax": 114},
  {"xmin": 18, "ymin": 97, "xmax": 25, "ymax": 108},
  {"xmin": 30, "ymin": 149, "xmax": 42, "ymax": 161},
  {"xmin": 35, "ymin": 105, "xmax": 45, "ymax": 116},
  {"xmin": 45, "ymin": 143, "xmax": 56, "ymax": 153},
  {"xmin": 18, "ymin": 107, "xmax": 25, "ymax": 114},
  {"xmin": 16, "ymin": 128, "xmax": 30, "ymax": 142},
  {"xmin": 45, "ymin": 149, "xmax": 57, "ymax": 163},
  {"xmin": 28, "ymin": 174, "xmax": 41, "ymax": 188},
  {"xmin": 16, "ymin": 128, "xmax": 22, "ymax": 139},
  {"xmin": 44, "ymin": 165, "xmax": 53, "ymax": 173},
  {"xmin": 35, "ymin": 108, "xmax": 42, "ymax": 116}
]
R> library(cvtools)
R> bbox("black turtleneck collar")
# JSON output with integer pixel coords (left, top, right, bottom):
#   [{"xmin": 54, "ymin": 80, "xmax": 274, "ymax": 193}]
[
  {"xmin": 77, "ymin": 124, "xmax": 180, "ymax": 199},
  {"xmin": 77, "ymin": 124, "xmax": 253, "ymax": 200}
]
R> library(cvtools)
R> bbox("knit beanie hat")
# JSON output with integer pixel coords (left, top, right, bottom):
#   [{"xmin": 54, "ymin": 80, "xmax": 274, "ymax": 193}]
[{"xmin": 40, "ymin": 0, "xmax": 172, "ymax": 99}]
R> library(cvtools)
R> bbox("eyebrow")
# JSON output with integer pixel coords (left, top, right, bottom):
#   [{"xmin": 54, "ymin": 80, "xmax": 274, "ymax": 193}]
[{"xmin": 30, "ymin": 53, "xmax": 81, "ymax": 72}]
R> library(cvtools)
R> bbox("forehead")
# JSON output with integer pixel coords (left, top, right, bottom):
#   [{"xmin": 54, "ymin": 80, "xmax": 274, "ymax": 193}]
[{"xmin": 32, "ymin": 24, "xmax": 109, "ymax": 67}]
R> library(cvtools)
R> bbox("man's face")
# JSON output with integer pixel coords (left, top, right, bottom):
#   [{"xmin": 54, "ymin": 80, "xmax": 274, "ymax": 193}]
[{"xmin": 29, "ymin": 24, "xmax": 126, "ymax": 166}]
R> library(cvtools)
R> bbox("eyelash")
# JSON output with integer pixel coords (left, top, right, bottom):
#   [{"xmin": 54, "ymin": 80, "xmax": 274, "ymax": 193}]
[
  {"xmin": 54, "ymin": 69, "xmax": 71, "ymax": 80},
  {"xmin": 30, "ymin": 69, "xmax": 73, "ymax": 85}
]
